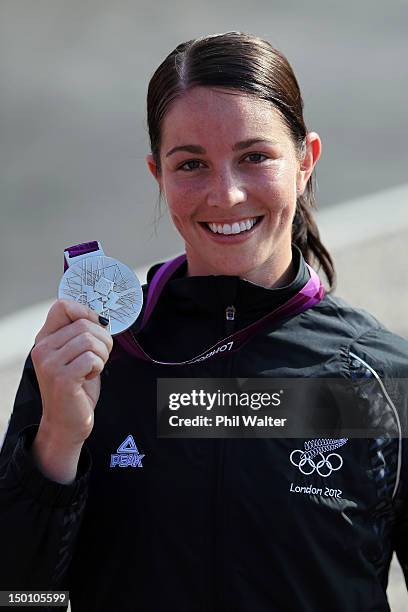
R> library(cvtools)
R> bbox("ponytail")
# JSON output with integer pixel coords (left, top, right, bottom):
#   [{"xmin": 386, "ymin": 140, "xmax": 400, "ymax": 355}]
[{"xmin": 292, "ymin": 178, "xmax": 336, "ymax": 292}]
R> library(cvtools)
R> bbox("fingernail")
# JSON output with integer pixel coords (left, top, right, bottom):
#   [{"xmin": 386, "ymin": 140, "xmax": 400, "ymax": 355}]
[{"xmin": 99, "ymin": 315, "xmax": 109, "ymax": 326}]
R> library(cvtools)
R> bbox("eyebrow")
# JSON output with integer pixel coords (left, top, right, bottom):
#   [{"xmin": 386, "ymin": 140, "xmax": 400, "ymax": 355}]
[{"xmin": 165, "ymin": 138, "xmax": 280, "ymax": 158}]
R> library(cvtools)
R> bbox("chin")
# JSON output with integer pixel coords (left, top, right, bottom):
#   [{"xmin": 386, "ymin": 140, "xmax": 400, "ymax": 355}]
[
  {"xmin": 186, "ymin": 244, "xmax": 267, "ymax": 279},
  {"xmin": 210, "ymin": 257, "xmax": 260, "ymax": 278}
]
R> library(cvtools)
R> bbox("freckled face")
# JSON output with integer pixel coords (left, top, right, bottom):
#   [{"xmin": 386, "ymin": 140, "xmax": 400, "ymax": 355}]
[{"xmin": 149, "ymin": 86, "xmax": 305, "ymax": 283}]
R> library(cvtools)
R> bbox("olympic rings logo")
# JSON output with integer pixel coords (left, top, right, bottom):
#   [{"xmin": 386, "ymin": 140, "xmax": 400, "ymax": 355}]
[{"xmin": 290, "ymin": 449, "xmax": 343, "ymax": 477}]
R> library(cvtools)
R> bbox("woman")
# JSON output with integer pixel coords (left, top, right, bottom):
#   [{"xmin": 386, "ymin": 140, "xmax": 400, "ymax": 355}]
[{"xmin": 1, "ymin": 32, "xmax": 407, "ymax": 612}]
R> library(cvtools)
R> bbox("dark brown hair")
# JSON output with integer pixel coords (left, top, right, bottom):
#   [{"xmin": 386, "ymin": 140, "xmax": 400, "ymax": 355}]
[{"xmin": 147, "ymin": 31, "xmax": 336, "ymax": 290}]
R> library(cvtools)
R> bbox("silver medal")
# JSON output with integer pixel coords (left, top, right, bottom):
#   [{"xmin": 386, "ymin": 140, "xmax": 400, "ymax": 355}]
[{"xmin": 58, "ymin": 254, "xmax": 143, "ymax": 335}]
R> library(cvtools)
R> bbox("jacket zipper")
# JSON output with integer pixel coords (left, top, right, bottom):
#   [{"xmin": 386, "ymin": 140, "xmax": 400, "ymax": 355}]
[
  {"xmin": 225, "ymin": 305, "xmax": 236, "ymax": 335},
  {"xmin": 208, "ymin": 305, "xmax": 236, "ymax": 610}
]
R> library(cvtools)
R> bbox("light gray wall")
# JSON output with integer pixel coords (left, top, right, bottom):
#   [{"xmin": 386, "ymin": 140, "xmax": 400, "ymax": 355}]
[{"xmin": 1, "ymin": 0, "xmax": 407, "ymax": 317}]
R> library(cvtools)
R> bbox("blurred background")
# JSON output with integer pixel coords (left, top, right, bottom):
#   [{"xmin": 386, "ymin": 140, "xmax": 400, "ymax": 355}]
[{"xmin": 0, "ymin": 1, "xmax": 407, "ymax": 608}]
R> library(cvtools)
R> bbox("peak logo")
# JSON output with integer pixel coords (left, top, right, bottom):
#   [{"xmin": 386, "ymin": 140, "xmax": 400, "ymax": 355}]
[{"xmin": 110, "ymin": 434, "xmax": 145, "ymax": 468}]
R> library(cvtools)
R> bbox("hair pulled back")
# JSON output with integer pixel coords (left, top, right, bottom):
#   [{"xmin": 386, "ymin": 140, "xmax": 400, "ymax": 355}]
[{"xmin": 147, "ymin": 31, "xmax": 335, "ymax": 291}]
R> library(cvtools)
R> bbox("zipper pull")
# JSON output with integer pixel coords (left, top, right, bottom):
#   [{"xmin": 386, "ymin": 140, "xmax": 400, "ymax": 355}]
[{"xmin": 225, "ymin": 305, "xmax": 236, "ymax": 335}]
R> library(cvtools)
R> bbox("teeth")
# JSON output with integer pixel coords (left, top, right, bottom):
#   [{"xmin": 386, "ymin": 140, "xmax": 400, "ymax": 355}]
[{"xmin": 206, "ymin": 217, "xmax": 258, "ymax": 235}]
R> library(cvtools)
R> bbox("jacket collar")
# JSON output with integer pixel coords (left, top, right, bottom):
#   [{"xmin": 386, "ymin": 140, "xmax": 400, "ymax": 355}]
[{"xmin": 145, "ymin": 245, "xmax": 310, "ymax": 322}]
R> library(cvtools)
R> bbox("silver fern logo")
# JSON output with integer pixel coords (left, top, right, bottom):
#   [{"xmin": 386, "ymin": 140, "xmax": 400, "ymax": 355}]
[{"xmin": 290, "ymin": 438, "xmax": 348, "ymax": 477}]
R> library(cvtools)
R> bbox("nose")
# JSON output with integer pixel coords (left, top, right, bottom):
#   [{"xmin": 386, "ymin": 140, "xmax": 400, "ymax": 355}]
[{"xmin": 206, "ymin": 168, "xmax": 247, "ymax": 208}]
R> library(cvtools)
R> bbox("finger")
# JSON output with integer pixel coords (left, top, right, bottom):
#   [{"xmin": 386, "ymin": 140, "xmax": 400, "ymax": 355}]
[
  {"xmin": 62, "ymin": 351, "xmax": 105, "ymax": 382},
  {"xmin": 57, "ymin": 333, "xmax": 110, "ymax": 368},
  {"xmin": 38, "ymin": 318, "xmax": 113, "ymax": 355},
  {"xmin": 35, "ymin": 299, "xmax": 106, "ymax": 344}
]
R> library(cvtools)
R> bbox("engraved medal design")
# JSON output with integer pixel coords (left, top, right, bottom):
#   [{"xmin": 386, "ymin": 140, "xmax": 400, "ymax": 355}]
[{"xmin": 58, "ymin": 255, "xmax": 143, "ymax": 335}]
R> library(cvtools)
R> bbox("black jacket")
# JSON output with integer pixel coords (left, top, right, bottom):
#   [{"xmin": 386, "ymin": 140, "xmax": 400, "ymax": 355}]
[{"xmin": 1, "ymin": 247, "xmax": 408, "ymax": 611}]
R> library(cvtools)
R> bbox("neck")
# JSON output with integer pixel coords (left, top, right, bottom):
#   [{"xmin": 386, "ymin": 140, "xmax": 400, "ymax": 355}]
[{"xmin": 185, "ymin": 248, "xmax": 296, "ymax": 289}]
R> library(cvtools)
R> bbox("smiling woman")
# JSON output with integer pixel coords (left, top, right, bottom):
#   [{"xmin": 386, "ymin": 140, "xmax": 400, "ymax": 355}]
[
  {"xmin": 1, "ymin": 31, "xmax": 408, "ymax": 612},
  {"xmin": 146, "ymin": 32, "xmax": 334, "ymax": 291},
  {"xmin": 147, "ymin": 86, "xmax": 321, "ymax": 287}
]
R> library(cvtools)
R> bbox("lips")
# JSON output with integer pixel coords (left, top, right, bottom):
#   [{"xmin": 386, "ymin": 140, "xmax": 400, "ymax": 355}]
[
  {"xmin": 200, "ymin": 216, "xmax": 263, "ymax": 236},
  {"xmin": 199, "ymin": 215, "xmax": 264, "ymax": 244}
]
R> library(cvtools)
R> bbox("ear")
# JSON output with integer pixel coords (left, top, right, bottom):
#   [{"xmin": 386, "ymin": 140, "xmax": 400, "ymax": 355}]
[
  {"xmin": 146, "ymin": 154, "xmax": 163, "ymax": 189},
  {"xmin": 296, "ymin": 132, "xmax": 321, "ymax": 196}
]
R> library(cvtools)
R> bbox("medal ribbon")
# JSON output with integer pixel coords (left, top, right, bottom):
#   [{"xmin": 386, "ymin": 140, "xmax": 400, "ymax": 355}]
[
  {"xmin": 63, "ymin": 242, "xmax": 325, "ymax": 365},
  {"xmin": 115, "ymin": 254, "xmax": 325, "ymax": 365}
]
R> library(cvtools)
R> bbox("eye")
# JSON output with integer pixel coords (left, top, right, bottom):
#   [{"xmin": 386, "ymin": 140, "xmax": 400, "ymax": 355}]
[
  {"xmin": 178, "ymin": 159, "xmax": 205, "ymax": 171},
  {"xmin": 244, "ymin": 153, "xmax": 268, "ymax": 163}
]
